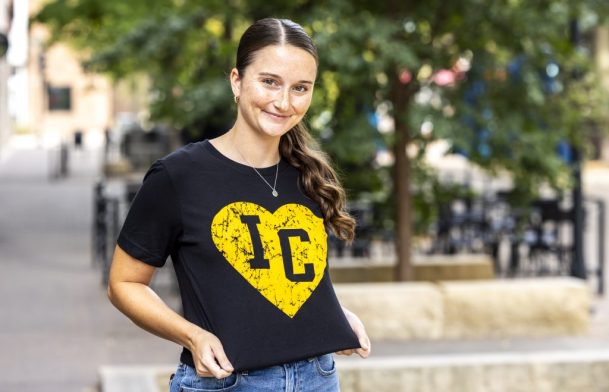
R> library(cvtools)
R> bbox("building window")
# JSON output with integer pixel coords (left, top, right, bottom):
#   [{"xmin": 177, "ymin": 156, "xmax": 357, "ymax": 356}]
[{"xmin": 47, "ymin": 86, "xmax": 71, "ymax": 111}]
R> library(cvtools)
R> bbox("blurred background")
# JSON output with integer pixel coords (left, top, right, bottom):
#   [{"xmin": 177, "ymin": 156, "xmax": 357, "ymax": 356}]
[{"xmin": 2, "ymin": 0, "xmax": 609, "ymax": 391}]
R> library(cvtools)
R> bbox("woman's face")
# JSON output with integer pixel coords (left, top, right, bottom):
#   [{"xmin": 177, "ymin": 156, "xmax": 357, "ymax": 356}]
[{"xmin": 231, "ymin": 44, "xmax": 317, "ymax": 139}]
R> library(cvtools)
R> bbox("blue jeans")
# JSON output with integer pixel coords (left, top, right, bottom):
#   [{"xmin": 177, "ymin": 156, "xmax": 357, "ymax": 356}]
[{"xmin": 169, "ymin": 354, "xmax": 340, "ymax": 392}]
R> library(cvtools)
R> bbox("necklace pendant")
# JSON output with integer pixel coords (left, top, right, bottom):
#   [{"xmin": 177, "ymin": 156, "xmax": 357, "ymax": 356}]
[{"xmin": 272, "ymin": 190, "xmax": 278, "ymax": 197}]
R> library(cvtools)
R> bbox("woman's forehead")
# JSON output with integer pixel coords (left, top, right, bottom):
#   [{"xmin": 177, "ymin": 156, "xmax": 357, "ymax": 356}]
[{"xmin": 246, "ymin": 45, "xmax": 317, "ymax": 81}]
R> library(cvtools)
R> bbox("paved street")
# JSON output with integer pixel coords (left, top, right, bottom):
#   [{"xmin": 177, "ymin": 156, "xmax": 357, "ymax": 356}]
[
  {"xmin": 0, "ymin": 138, "xmax": 179, "ymax": 391},
  {"xmin": 1, "ymin": 135, "xmax": 608, "ymax": 391}
]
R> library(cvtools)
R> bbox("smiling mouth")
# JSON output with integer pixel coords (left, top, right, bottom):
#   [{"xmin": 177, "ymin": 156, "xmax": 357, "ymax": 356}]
[{"xmin": 263, "ymin": 110, "xmax": 291, "ymax": 119}]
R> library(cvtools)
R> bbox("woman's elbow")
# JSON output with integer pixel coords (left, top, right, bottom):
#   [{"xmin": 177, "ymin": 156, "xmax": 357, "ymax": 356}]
[
  {"xmin": 107, "ymin": 280, "xmax": 118, "ymax": 305},
  {"xmin": 106, "ymin": 271, "xmax": 126, "ymax": 307}
]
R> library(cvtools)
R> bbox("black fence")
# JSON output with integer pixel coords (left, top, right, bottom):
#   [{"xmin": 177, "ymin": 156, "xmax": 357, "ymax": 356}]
[
  {"xmin": 91, "ymin": 178, "xmax": 181, "ymax": 298},
  {"xmin": 91, "ymin": 181, "xmax": 120, "ymax": 285},
  {"xmin": 427, "ymin": 194, "xmax": 605, "ymax": 294}
]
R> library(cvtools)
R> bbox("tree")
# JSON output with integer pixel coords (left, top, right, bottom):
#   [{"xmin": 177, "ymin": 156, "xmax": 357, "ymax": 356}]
[
  {"xmin": 306, "ymin": 0, "xmax": 609, "ymax": 279},
  {"xmin": 35, "ymin": 0, "xmax": 609, "ymax": 280}
]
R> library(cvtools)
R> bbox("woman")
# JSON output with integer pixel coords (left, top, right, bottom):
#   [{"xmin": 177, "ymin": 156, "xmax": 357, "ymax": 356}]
[{"xmin": 108, "ymin": 18, "xmax": 370, "ymax": 392}]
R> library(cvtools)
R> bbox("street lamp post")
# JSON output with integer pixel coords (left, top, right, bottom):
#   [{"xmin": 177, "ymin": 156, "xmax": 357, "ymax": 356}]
[
  {"xmin": 569, "ymin": 19, "xmax": 587, "ymax": 280},
  {"xmin": 570, "ymin": 147, "xmax": 587, "ymax": 279}
]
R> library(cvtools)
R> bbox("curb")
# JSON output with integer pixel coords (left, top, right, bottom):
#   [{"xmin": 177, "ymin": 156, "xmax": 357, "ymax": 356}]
[{"xmin": 100, "ymin": 349, "xmax": 609, "ymax": 392}]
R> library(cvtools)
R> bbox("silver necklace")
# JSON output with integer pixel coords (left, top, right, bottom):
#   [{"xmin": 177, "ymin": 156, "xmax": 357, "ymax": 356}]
[{"xmin": 234, "ymin": 146, "xmax": 280, "ymax": 197}]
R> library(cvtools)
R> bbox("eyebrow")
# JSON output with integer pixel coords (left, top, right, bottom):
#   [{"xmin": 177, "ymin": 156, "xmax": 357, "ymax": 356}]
[{"xmin": 258, "ymin": 72, "xmax": 314, "ymax": 85}]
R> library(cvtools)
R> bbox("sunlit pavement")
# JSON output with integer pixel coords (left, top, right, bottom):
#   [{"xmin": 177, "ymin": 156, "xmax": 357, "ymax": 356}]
[{"xmin": 1, "ymin": 134, "xmax": 609, "ymax": 391}]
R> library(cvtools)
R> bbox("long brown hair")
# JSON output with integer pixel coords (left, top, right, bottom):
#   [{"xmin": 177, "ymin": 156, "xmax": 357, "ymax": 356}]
[{"xmin": 236, "ymin": 18, "xmax": 356, "ymax": 242}]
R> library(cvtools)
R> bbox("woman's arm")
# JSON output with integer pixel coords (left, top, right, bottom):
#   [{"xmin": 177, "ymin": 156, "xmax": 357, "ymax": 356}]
[
  {"xmin": 107, "ymin": 245, "xmax": 234, "ymax": 378},
  {"xmin": 335, "ymin": 306, "xmax": 371, "ymax": 358}
]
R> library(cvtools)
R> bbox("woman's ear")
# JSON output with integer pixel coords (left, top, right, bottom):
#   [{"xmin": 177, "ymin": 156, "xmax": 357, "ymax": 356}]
[{"xmin": 230, "ymin": 68, "xmax": 241, "ymax": 98}]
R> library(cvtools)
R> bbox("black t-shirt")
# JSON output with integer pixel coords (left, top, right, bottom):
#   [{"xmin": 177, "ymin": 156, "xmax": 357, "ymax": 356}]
[{"xmin": 117, "ymin": 140, "xmax": 360, "ymax": 371}]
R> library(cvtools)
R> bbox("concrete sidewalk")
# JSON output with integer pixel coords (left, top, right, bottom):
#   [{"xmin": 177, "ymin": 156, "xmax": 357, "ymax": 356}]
[{"xmin": 0, "ymin": 139, "xmax": 179, "ymax": 391}]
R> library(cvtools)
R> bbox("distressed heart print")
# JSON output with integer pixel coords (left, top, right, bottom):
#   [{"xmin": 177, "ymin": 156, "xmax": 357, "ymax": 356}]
[{"xmin": 211, "ymin": 202, "xmax": 327, "ymax": 318}]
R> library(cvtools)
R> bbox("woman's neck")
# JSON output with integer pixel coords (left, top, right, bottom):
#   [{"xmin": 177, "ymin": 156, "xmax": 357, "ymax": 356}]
[{"xmin": 210, "ymin": 126, "xmax": 281, "ymax": 168}]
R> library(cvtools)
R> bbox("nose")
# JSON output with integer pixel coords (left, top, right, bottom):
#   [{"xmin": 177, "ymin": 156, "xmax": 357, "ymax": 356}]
[{"xmin": 274, "ymin": 88, "xmax": 290, "ymax": 112}]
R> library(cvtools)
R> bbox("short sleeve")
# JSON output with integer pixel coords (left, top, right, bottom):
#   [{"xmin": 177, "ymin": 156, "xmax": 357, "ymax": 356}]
[{"xmin": 117, "ymin": 160, "xmax": 182, "ymax": 267}]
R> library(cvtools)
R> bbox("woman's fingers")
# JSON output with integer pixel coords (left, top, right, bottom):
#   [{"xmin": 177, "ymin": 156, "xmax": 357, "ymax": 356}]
[
  {"xmin": 357, "ymin": 333, "xmax": 371, "ymax": 358},
  {"xmin": 190, "ymin": 329, "xmax": 234, "ymax": 379},
  {"xmin": 352, "ymin": 321, "xmax": 370, "ymax": 350},
  {"xmin": 201, "ymin": 345, "xmax": 233, "ymax": 379},
  {"xmin": 335, "ymin": 349, "xmax": 355, "ymax": 355},
  {"xmin": 211, "ymin": 342, "xmax": 234, "ymax": 373},
  {"xmin": 195, "ymin": 368, "xmax": 214, "ymax": 377},
  {"xmin": 336, "ymin": 345, "xmax": 370, "ymax": 357},
  {"xmin": 355, "ymin": 345, "xmax": 371, "ymax": 358},
  {"xmin": 342, "ymin": 308, "xmax": 371, "ymax": 358}
]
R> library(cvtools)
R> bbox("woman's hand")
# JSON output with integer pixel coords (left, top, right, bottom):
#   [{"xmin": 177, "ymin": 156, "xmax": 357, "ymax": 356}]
[
  {"xmin": 108, "ymin": 246, "xmax": 235, "ymax": 379},
  {"xmin": 188, "ymin": 327, "xmax": 234, "ymax": 378},
  {"xmin": 336, "ymin": 307, "xmax": 371, "ymax": 358}
]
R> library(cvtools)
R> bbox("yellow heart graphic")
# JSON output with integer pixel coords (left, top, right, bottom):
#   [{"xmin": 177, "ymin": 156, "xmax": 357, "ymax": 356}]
[{"xmin": 211, "ymin": 202, "xmax": 327, "ymax": 318}]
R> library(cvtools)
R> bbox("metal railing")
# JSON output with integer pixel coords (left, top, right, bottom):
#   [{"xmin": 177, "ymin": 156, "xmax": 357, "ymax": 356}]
[
  {"xmin": 92, "ymin": 181, "xmax": 120, "ymax": 285},
  {"xmin": 427, "ymin": 195, "xmax": 605, "ymax": 295}
]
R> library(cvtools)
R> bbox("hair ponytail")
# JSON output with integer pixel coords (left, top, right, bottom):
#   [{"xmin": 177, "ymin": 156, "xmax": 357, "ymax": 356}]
[{"xmin": 280, "ymin": 124, "xmax": 356, "ymax": 242}]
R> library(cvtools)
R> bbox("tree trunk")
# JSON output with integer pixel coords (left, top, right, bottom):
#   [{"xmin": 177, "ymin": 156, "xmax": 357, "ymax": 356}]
[{"xmin": 392, "ymin": 84, "xmax": 415, "ymax": 281}]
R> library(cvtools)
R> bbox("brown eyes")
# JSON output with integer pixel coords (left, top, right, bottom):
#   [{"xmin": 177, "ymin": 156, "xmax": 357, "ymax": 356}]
[
  {"xmin": 262, "ymin": 78, "xmax": 278, "ymax": 86},
  {"xmin": 261, "ymin": 78, "xmax": 308, "ymax": 93}
]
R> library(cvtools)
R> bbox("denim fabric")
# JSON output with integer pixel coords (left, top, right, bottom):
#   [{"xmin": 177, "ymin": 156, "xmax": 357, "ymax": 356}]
[{"xmin": 169, "ymin": 354, "xmax": 340, "ymax": 392}]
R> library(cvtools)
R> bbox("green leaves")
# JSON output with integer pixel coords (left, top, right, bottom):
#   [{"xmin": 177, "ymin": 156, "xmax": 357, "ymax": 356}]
[{"xmin": 34, "ymin": 0, "xmax": 609, "ymax": 234}]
